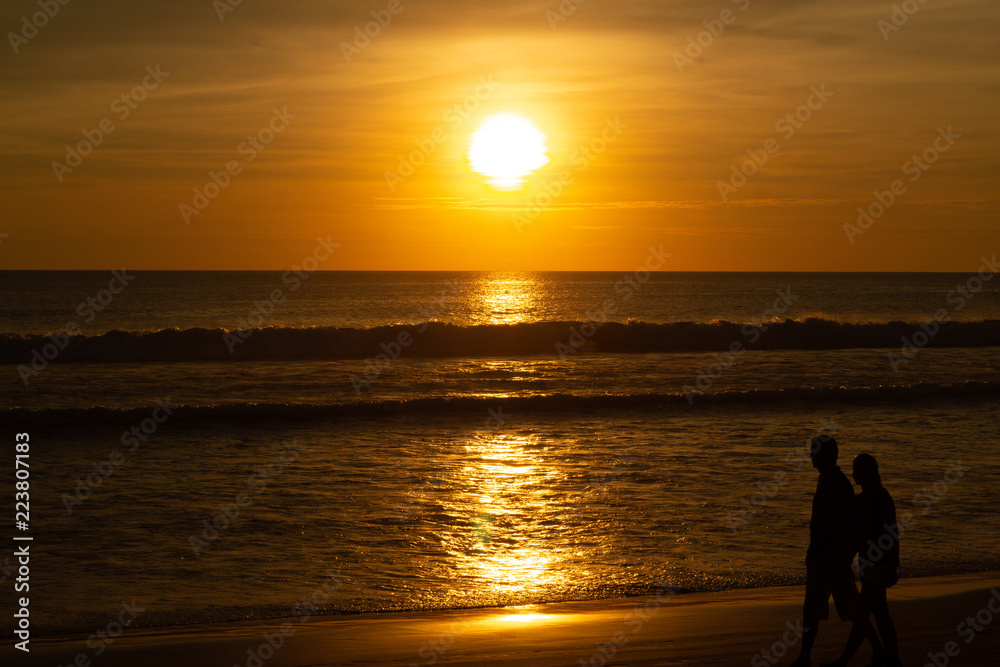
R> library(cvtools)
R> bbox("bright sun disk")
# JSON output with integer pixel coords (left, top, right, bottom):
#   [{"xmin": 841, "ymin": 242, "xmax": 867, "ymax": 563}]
[{"xmin": 468, "ymin": 114, "xmax": 549, "ymax": 190}]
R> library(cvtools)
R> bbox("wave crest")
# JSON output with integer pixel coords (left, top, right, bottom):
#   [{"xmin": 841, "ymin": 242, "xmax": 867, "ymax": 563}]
[
  {"xmin": 2, "ymin": 318, "xmax": 998, "ymax": 364},
  {"xmin": 3, "ymin": 381, "xmax": 998, "ymax": 426}
]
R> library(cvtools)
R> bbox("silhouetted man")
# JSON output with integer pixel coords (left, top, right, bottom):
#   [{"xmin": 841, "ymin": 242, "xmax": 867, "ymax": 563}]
[{"xmin": 792, "ymin": 435, "xmax": 881, "ymax": 667}]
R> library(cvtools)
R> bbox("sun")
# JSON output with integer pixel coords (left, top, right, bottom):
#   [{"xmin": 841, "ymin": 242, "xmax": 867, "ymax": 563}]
[{"xmin": 468, "ymin": 114, "xmax": 549, "ymax": 190}]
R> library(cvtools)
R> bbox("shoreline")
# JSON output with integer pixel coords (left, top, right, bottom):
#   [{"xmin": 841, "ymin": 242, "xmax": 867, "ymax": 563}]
[{"xmin": 10, "ymin": 571, "xmax": 1000, "ymax": 666}]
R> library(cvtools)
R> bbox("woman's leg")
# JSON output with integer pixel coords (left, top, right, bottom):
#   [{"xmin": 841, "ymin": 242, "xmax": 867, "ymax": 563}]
[
  {"xmin": 868, "ymin": 584, "xmax": 899, "ymax": 664},
  {"xmin": 825, "ymin": 586, "xmax": 881, "ymax": 666}
]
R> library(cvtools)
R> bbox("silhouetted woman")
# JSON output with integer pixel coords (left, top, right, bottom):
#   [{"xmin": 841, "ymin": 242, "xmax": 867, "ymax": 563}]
[{"xmin": 823, "ymin": 453, "xmax": 901, "ymax": 667}]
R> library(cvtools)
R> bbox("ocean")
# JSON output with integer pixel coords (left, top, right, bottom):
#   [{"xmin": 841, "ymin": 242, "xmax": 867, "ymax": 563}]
[{"xmin": 1, "ymin": 269, "xmax": 999, "ymax": 636}]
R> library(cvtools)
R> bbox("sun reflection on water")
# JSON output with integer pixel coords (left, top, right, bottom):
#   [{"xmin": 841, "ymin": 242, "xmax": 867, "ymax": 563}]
[
  {"xmin": 446, "ymin": 430, "xmax": 571, "ymax": 599},
  {"xmin": 469, "ymin": 273, "xmax": 542, "ymax": 325}
]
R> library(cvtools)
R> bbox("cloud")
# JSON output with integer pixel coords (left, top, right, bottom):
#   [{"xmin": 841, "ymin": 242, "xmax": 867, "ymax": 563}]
[{"xmin": 371, "ymin": 197, "xmax": 852, "ymax": 211}]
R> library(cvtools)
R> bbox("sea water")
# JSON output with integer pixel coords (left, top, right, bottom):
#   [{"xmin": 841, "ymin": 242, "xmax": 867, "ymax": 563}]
[{"xmin": 1, "ymin": 270, "xmax": 998, "ymax": 635}]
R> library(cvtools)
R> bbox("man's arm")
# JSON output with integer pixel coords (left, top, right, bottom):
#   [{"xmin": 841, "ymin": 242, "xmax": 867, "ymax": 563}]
[{"xmin": 831, "ymin": 480, "xmax": 856, "ymax": 561}]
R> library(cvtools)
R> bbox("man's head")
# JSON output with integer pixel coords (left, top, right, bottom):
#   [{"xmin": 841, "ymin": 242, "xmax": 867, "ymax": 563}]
[{"xmin": 809, "ymin": 435, "xmax": 838, "ymax": 471}]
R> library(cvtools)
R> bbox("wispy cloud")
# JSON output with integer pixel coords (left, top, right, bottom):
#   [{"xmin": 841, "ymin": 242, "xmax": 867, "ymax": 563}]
[{"xmin": 372, "ymin": 197, "xmax": 853, "ymax": 211}]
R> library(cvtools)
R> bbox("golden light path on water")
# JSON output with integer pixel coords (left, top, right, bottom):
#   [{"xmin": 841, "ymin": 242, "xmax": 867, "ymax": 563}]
[
  {"xmin": 469, "ymin": 273, "xmax": 542, "ymax": 325},
  {"xmin": 403, "ymin": 272, "xmax": 604, "ymax": 608},
  {"xmin": 444, "ymin": 428, "xmax": 578, "ymax": 603}
]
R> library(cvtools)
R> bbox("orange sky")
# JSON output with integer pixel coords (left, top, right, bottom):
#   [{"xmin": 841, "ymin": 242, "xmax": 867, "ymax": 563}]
[{"xmin": 1, "ymin": 0, "xmax": 998, "ymax": 270}]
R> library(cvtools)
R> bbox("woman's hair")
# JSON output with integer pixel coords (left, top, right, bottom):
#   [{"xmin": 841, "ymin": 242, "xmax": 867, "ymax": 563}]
[{"xmin": 853, "ymin": 452, "xmax": 882, "ymax": 487}]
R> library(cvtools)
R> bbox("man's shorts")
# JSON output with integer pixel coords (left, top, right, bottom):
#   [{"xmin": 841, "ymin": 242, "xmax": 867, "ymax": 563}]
[{"xmin": 803, "ymin": 555, "xmax": 858, "ymax": 621}]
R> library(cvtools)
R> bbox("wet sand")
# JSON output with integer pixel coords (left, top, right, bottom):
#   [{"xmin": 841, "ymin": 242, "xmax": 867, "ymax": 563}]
[{"xmin": 10, "ymin": 572, "xmax": 1000, "ymax": 666}]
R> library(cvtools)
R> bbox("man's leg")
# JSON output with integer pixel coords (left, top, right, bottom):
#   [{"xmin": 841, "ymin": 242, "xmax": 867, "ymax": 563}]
[
  {"xmin": 795, "ymin": 609, "xmax": 820, "ymax": 666},
  {"xmin": 829, "ymin": 584, "xmax": 888, "ymax": 667},
  {"xmin": 824, "ymin": 592, "xmax": 880, "ymax": 667},
  {"xmin": 797, "ymin": 556, "xmax": 830, "ymax": 666}
]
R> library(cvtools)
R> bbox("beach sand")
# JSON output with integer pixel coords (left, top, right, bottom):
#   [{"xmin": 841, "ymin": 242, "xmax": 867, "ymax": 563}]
[{"xmin": 12, "ymin": 572, "xmax": 999, "ymax": 666}]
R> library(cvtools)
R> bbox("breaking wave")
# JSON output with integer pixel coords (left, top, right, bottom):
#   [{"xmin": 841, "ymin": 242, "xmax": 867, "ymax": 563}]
[
  {"xmin": 2, "ymin": 318, "xmax": 999, "ymax": 364},
  {"xmin": 3, "ymin": 381, "xmax": 998, "ymax": 427}
]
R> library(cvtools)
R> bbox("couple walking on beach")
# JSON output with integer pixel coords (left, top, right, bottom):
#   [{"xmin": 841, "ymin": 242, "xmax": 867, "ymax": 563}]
[{"xmin": 792, "ymin": 435, "xmax": 902, "ymax": 667}]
